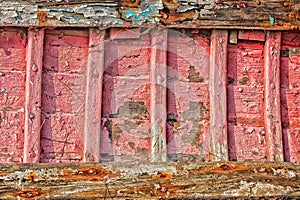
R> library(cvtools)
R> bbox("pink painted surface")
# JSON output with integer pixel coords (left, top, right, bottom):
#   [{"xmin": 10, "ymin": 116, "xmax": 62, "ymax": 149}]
[
  {"xmin": 24, "ymin": 29, "xmax": 44, "ymax": 163},
  {"xmin": 0, "ymin": 27, "xmax": 300, "ymax": 163},
  {"xmin": 167, "ymin": 30, "xmax": 211, "ymax": 162},
  {"xmin": 227, "ymin": 40, "xmax": 268, "ymax": 161},
  {"xmin": 40, "ymin": 29, "xmax": 88, "ymax": 163},
  {"xmin": 281, "ymin": 31, "xmax": 300, "ymax": 162},
  {"xmin": 0, "ymin": 28, "xmax": 26, "ymax": 163},
  {"xmin": 101, "ymin": 29, "xmax": 151, "ymax": 162}
]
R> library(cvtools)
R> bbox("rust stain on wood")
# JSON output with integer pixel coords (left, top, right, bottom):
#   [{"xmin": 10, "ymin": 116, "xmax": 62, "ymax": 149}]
[
  {"xmin": 60, "ymin": 165, "xmax": 120, "ymax": 181},
  {"xmin": 0, "ymin": 162, "xmax": 298, "ymax": 198},
  {"xmin": 15, "ymin": 189, "xmax": 46, "ymax": 199}
]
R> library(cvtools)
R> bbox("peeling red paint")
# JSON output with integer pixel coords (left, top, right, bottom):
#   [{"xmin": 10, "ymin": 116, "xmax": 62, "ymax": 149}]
[
  {"xmin": 1, "ymin": 27, "xmax": 300, "ymax": 163},
  {"xmin": 281, "ymin": 31, "xmax": 300, "ymax": 162},
  {"xmin": 227, "ymin": 39, "xmax": 267, "ymax": 161}
]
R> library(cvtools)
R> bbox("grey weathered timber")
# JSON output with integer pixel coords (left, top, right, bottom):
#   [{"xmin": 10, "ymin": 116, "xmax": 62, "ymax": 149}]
[
  {"xmin": 0, "ymin": 162, "xmax": 299, "ymax": 199},
  {"xmin": 0, "ymin": 0, "xmax": 299, "ymax": 29}
]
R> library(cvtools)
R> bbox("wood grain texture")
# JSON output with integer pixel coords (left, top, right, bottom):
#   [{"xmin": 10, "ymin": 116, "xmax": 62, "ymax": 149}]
[
  {"xmin": 209, "ymin": 30, "xmax": 228, "ymax": 161},
  {"xmin": 150, "ymin": 28, "xmax": 168, "ymax": 162},
  {"xmin": 0, "ymin": 0, "xmax": 299, "ymax": 29},
  {"xmin": 264, "ymin": 31, "xmax": 284, "ymax": 162},
  {"xmin": 24, "ymin": 29, "xmax": 44, "ymax": 163},
  {"xmin": 84, "ymin": 28, "xmax": 106, "ymax": 162},
  {"xmin": 0, "ymin": 162, "xmax": 299, "ymax": 199}
]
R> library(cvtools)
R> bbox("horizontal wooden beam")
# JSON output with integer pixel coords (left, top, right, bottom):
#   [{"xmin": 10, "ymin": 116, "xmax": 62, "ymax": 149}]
[
  {"xmin": 0, "ymin": 0, "xmax": 299, "ymax": 30},
  {"xmin": 0, "ymin": 162, "xmax": 300, "ymax": 198}
]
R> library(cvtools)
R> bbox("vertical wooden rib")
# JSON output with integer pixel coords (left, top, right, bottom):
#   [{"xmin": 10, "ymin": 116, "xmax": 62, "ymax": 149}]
[
  {"xmin": 150, "ymin": 28, "xmax": 168, "ymax": 162},
  {"xmin": 209, "ymin": 30, "xmax": 229, "ymax": 161},
  {"xmin": 24, "ymin": 29, "xmax": 44, "ymax": 163},
  {"xmin": 83, "ymin": 28, "xmax": 105, "ymax": 162},
  {"xmin": 264, "ymin": 31, "xmax": 284, "ymax": 161}
]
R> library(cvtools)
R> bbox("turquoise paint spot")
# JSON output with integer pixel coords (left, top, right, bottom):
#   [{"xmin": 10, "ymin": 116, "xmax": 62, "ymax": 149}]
[
  {"xmin": 141, "ymin": 5, "xmax": 153, "ymax": 18},
  {"xmin": 269, "ymin": 17, "xmax": 275, "ymax": 25},
  {"xmin": 125, "ymin": 9, "xmax": 138, "ymax": 18}
]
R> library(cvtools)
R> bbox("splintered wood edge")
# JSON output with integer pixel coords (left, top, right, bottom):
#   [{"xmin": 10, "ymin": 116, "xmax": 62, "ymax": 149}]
[{"xmin": 0, "ymin": 161, "xmax": 300, "ymax": 199}]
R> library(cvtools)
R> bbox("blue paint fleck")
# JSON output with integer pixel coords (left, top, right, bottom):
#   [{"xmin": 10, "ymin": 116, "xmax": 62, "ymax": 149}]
[
  {"xmin": 269, "ymin": 17, "xmax": 275, "ymax": 25},
  {"xmin": 141, "ymin": 5, "xmax": 153, "ymax": 18},
  {"xmin": 63, "ymin": 15, "xmax": 80, "ymax": 21},
  {"xmin": 125, "ymin": 5, "xmax": 154, "ymax": 24},
  {"xmin": 0, "ymin": 89, "xmax": 7, "ymax": 94}
]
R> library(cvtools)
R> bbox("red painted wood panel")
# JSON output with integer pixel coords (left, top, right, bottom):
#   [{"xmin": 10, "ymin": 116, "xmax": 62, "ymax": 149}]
[
  {"xmin": 0, "ymin": 27, "xmax": 300, "ymax": 163},
  {"xmin": 40, "ymin": 29, "xmax": 88, "ymax": 163},
  {"xmin": 167, "ymin": 30, "xmax": 211, "ymax": 162},
  {"xmin": 0, "ymin": 28, "xmax": 26, "ymax": 163},
  {"xmin": 227, "ymin": 39, "xmax": 267, "ymax": 161},
  {"xmin": 24, "ymin": 29, "xmax": 44, "ymax": 163},
  {"xmin": 101, "ymin": 29, "xmax": 152, "ymax": 162},
  {"xmin": 281, "ymin": 31, "xmax": 300, "ymax": 162}
]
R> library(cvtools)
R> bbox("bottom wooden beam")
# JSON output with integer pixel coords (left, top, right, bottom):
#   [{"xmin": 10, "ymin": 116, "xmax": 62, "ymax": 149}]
[{"xmin": 0, "ymin": 162, "xmax": 299, "ymax": 199}]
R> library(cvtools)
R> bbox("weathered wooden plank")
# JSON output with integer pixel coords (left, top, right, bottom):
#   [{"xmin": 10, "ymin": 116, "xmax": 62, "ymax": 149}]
[
  {"xmin": 264, "ymin": 31, "xmax": 284, "ymax": 162},
  {"xmin": 209, "ymin": 30, "xmax": 228, "ymax": 161},
  {"xmin": 24, "ymin": 29, "xmax": 44, "ymax": 163},
  {"xmin": 0, "ymin": 162, "xmax": 299, "ymax": 199},
  {"xmin": 0, "ymin": 0, "xmax": 299, "ymax": 30},
  {"xmin": 150, "ymin": 28, "xmax": 168, "ymax": 162},
  {"xmin": 84, "ymin": 28, "xmax": 105, "ymax": 162}
]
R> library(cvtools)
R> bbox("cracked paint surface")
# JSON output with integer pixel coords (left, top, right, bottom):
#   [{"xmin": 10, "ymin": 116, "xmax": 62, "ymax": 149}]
[
  {"xmin": 227, "ymin": 39, "xmax": 268, "ymax": 161},
  {"xmin": 40, "ymin": 29, "xmax": 88, "ymax": 163},
  {"xmin": 1, "ymin": 27, "xmax": 300, "ymax": 164}
]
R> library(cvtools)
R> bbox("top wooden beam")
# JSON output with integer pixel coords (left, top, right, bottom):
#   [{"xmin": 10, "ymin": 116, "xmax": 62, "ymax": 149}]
[{"xmin": 0, "ymin": 0, "xmax": 299, "ymax": 30}]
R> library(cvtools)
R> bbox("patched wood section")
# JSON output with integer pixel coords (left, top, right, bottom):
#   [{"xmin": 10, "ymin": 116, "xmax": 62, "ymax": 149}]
[
  {"xmin": 0, "ymin": 0, "xmax": 299, "ymax": 29},
  {"xmin": 24, "ymin": 29, "xmax": 44, "ymax": 163},
  {"xmin": 0, "ymin": 162, "xmax": 299, "ymax": 198}
]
